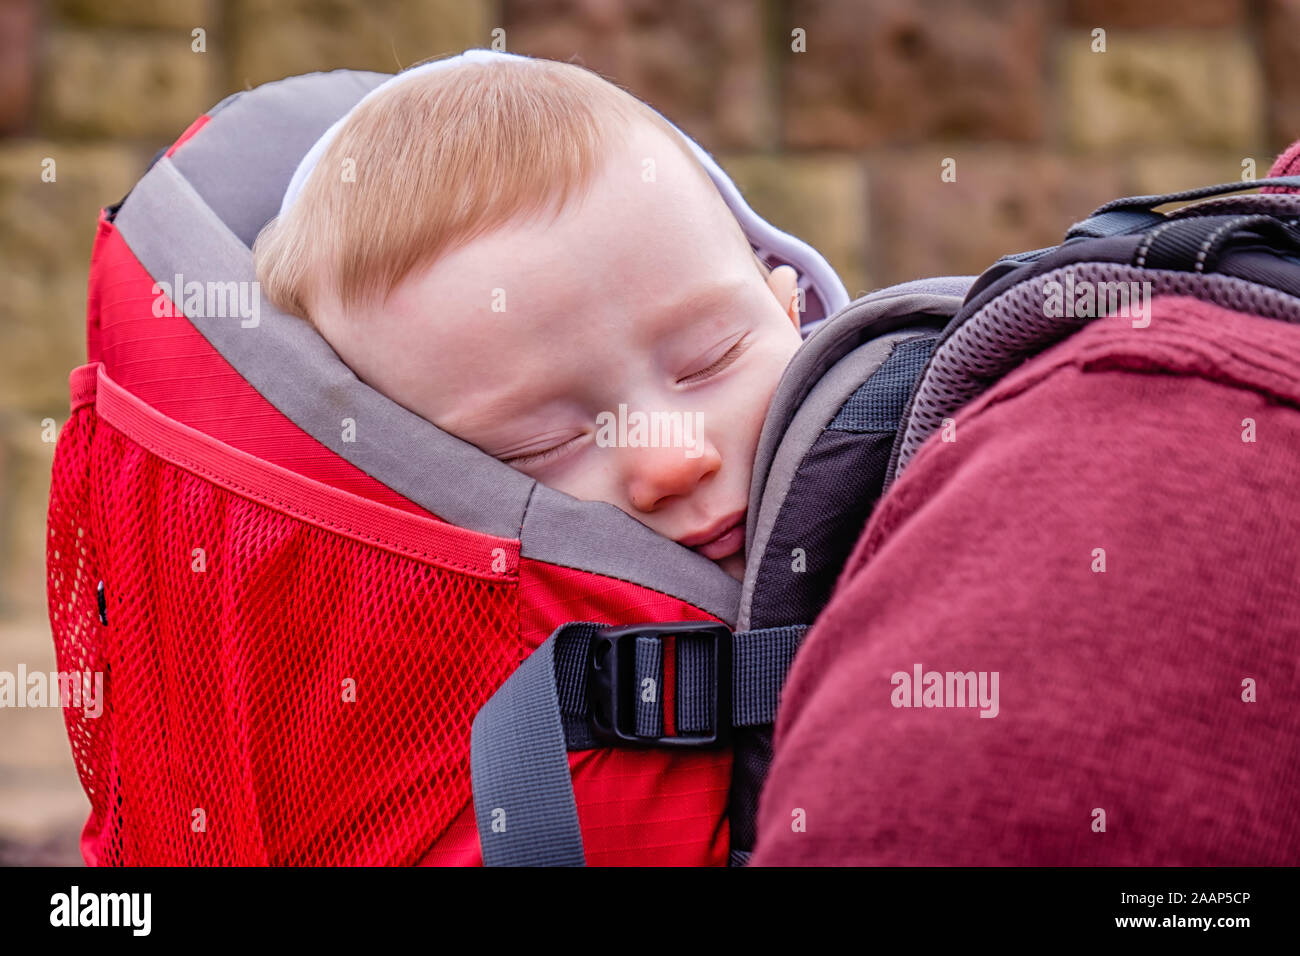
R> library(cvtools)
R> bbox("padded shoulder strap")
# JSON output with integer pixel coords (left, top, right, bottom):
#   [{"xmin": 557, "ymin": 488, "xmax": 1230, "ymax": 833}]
[
  {"xmin": 888, "ymin": 190, "xmax": 1300, "ymax": 489},
  {"xmin": 740, "ymin": 278, "xmax": 972, "ymax": 631}
]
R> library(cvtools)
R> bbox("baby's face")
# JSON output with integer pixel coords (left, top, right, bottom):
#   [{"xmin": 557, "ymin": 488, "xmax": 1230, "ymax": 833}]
[{"xmin": 326, "ymin": 121, "xmax": 803, "ymax": 581}]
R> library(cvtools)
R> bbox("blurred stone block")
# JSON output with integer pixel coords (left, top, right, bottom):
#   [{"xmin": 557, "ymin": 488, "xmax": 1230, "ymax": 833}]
[
  {"xmin": 1263, "ymin": 1, "xmax": 1300, "ymax": 148},
  {"xmin": 781, "ymin": 0, "xmax": 1047, "ymax": 149},
  {"xmin": 717, "ymin": 152, "xmax": 869, "ymax": 297},
  {"xmin": 0, "ymin": 142, "xmax": 147, "ymax": 413},
  {"xmin": 1130, "ymin": 150, "xmax": 1268, "ymax": 197},
  {"xmin": 503, "ymin": 0, "xmax": 771, "ymax": 152},
  {"xmin": 228, "ymin": 0, "xmax": 492, "ymax": 91},
  {"xmin": 39, "ymin": 29, "xmax": 213, "ymax": 140},
  {"xmin": 0, "ymin": 0, "xmax": 37, "ymax": 134},
  {"xmin": 1060, "ymin": 30, "xmax": 1264, "ymax": 151},
  {"xmin": 51, "ymin": 0, "xmax": 208, "ymax": 29},
  {"xmin": 0, "ymin": 660, "xmax": 72, "ymax": 780},
  {"xmin": 0, "ymin": 410, "xmax": 56, "ymax": 619},
  {"xmin": 0, "ymin": 831, "xmax": 85, "ymax": 867},
  {"xmin": 868, "ymin": 148, "xmax": 1130, "ymax": 287},
  {"xmin": 0, "ymin": 618, "xmax": 89, "ymax": 866},
  {"xmin": 1065, "ymin": 0, "xmax": 1245, "ymax": 28}
]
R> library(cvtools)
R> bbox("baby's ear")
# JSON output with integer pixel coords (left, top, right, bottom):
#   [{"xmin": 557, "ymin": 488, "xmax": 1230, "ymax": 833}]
[{"xmin": 767, "ymin": 264, "xmax": 801, "ymax": 329}]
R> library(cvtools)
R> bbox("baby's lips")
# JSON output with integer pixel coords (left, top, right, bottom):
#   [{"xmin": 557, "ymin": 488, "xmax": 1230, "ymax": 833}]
[
  {"xmin": 677, "ymin": 507, "xmax": 747, "ymax": 549},
  {"xmin": 685, "ymin": 515, "xmax": 746, "ymax": 560}
]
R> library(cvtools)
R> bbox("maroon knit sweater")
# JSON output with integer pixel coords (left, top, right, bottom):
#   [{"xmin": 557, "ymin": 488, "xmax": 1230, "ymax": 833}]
[{"xmin": 753, "ymin": 292, "xmax": 1300, "ymax": 865}]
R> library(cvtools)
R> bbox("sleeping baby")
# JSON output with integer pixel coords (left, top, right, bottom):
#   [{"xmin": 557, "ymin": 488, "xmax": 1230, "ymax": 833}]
[{"xmin": 254, "ymin": 49, "xmax": 805, "ymax": 582}]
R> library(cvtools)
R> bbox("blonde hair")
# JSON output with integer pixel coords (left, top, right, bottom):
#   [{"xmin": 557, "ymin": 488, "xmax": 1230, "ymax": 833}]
[{"xmin": 254, "ymin": 54, "xmax": 764, "ymax": 325}]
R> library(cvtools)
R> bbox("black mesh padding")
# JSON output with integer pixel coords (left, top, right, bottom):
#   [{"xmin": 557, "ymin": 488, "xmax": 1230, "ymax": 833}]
[
  {"xmin": 746, "ymin": 431, "xmax": 893, "ymax": 629},
  {"xmin": 830, "ymin": 337, "xmax": 938, "ymax": 433},
  {"xmin": 728, "ymin": 726, "xmax": 775, "ymax": 858},
  {"xmin": 747, "ymin": 335, "xmax": 937, "ymax": 630},
  {"xmin": 729, "ymin": 333, "xmax": 938, "ymax": 860}
]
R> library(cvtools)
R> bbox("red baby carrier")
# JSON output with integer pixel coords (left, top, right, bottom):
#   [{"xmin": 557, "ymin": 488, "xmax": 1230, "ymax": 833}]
[
  {"xmin": 50, "ymin": 48, "xmax": 1300, "ymax": 866},
  {"xmin": 44, "ymin": 57, "xmax": 875, "ymax": 866}
]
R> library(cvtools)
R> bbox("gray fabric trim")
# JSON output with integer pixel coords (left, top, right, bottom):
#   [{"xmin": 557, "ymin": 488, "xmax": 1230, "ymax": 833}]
[
  {"xmin": 739, "ymin": 331, "xmax": 918, "ymax": 631},
  {"xmin": 114, "ymin": 157, "xmax": 743, "ymax": 624},
  {"xmin": 739, "ymin": 281, "xmax": 971, "ymax": 631},
  {"xmin": 116, "ymin": 158, "xmax": 535, "ymax": 538},
  {"xmin": 171, "ymin": 70, "xmax": 389, "ymax": 248},
  {"xmin": 854, "ymin": 274, "xmax": 975, "ymax": 300},
  {"xmin": 522, "ymin": 487, "xmax": 739, "ymax": 624},
  {"xmin": 471, "ymin": 630, "xmax": 586, "ymax": 866}
]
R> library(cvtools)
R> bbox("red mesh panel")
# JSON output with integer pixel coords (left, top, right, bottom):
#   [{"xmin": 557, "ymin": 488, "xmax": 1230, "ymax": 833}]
[
  {"xmin": 47, "ymin": 370, "xmax": 521, "ymax": 865},
  {"xmin": 51, "ymin": 355, "xmax": 735, "ymax": 866}
]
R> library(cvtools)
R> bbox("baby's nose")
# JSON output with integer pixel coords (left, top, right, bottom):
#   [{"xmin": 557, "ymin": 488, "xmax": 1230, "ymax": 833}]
[{"xmin": 624, "ymin": 439, "xmax": 722, "ymax": 513}]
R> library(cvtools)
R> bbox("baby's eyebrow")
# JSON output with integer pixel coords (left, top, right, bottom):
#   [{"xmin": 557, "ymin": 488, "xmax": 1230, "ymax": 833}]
[
  {"xmin": 453, "ymin": 390, "xmax": 587, "ymax": 458},
  {"xmin": 651, "ymin": 279, "xmax": 751, "ymax": 337}
]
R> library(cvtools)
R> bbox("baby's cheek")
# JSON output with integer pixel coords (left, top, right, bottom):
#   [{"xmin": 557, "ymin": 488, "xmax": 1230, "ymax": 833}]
[
  {"xmin": 547, "ymin": 454, "xmax": 618, "ymax": 505},
  {"xmin": 748, "ymin": 346, "xmax": 795, "ymax": 429}
]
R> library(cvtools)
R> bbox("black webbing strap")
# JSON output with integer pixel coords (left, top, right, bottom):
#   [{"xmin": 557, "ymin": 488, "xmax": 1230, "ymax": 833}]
[{"xmin": 470, "ymin": 620, "xmax": 809, "ymax": 866}]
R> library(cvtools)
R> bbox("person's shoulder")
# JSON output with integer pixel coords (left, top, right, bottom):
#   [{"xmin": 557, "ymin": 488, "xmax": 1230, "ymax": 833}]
[
  {"xmin": 913, "ymin": 292, "xmax": 1300, "ymax": 476},
  {"xmin": 843, "ymin": 295, "xmax": 1300, "ymax": 580}
]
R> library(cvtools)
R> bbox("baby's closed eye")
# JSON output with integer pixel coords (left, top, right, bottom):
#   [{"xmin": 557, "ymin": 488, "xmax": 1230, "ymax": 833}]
[
  {"xmin": 501, "ymin": 436, "xmax": 582, "ymax": 466},
  {"xmin": 677, "ymin": 333, "xmax": 751, "ymax": 385}
]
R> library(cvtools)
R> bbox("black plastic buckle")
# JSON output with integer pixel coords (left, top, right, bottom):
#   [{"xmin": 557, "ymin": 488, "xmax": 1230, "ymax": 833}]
[{"xmin": 587, "ymin": 621, "xmax": 732, "ymax": 749}]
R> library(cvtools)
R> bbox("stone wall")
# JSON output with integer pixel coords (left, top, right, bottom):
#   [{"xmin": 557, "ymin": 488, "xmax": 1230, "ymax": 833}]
[{"xmin": 0, "ymin": 0, "xmax": 1294, "ymax": 864}]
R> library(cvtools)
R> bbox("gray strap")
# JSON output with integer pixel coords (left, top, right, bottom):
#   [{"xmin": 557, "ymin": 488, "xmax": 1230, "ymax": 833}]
[
  {"xmin": 732, "ymin": 625, "xmax": 808, "ymax": 726},
  {"xmin": 673, "ymin": 625, "xmax": 808, "ymax": 730},
  {"xmin": 1066, "ymin": 208, "xmax": 1166, "ymax": 241},
  {"xmin": 634, "ymin": 636, "xmax": 664, "ymax": 738},
  {"xmin": 471, "ymin": 629, "xmax": 586, "ymax": 867},
  {"xmin": 677, "ymin": 634, "xmax": 716, "ymax": 733},
  {"xmin": 1089, "ymin": 174, "xmax": 1300, "ymax": 215},
  {"xmin": 555, "ymin": 624, "xmax": 599, "ymax": 751}
]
